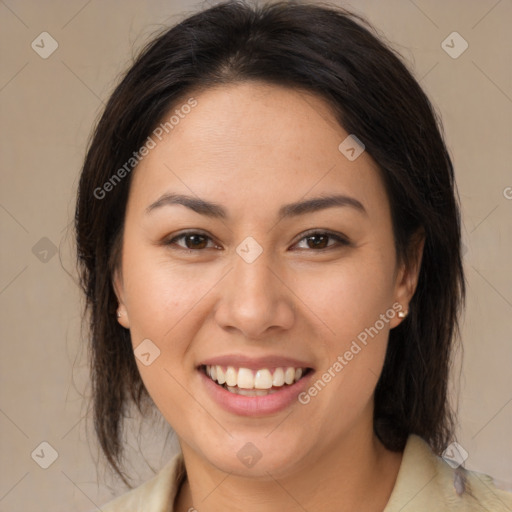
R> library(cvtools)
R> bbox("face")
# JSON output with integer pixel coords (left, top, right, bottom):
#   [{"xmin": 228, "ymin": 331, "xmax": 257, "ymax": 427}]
[{"xmin": 113, "ymin": 82, "xmax": 421, "ymax": 478}]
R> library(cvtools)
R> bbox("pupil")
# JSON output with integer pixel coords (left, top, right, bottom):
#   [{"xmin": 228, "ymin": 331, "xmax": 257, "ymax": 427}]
[
  {"xmin": 308, "ymin": 235, "xmax": 327, "ymax": 249},
  {"xmin": 187, "ymin": 235, "xmax": 206, "ymax": 249}
]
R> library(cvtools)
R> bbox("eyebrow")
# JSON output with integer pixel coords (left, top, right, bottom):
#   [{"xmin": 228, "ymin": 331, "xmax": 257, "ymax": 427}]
[{"xmin": 145, "ymin": 192, "xmax": 367, "ymax": 219}]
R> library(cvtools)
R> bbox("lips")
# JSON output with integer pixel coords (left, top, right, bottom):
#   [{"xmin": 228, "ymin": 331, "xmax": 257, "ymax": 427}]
[
  {"xmin": 196, "ymin": 354, "xmax": 315, "ymax": 414},
  {"xmin": 198, "ymin": 362, "xmax": 315, "ymax": 415}
]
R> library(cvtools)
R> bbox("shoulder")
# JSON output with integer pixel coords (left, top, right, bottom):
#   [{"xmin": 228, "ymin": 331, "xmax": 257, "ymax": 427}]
[
  {"xmin": 100, "ymin": 451, "xmax": 185, "ymax": 512},
  {"xmin": 384, "ymin": 434, "xmax": 512, "ymax": 511}
]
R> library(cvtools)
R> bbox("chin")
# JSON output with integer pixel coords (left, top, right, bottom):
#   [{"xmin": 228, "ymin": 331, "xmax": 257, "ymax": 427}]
[{"xmin": 198, "ymin": 437, "xmax": 310, "ymax": 480}]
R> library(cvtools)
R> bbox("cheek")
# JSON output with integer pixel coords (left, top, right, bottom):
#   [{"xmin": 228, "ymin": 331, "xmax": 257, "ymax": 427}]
[
  {"xmin": 296, "ymin": 249, "xmax": 396, "ymax": 343},
  {"xmin": 119, "ymin": 246, "xmax": 214, "ymax": 418},
  {"xmin": 294, "ymin": 252, "xmax": 395, "ymax": 413},
  {"xmin": 121, "ymin": 244, "xmax": 213, "ymax": 341}
]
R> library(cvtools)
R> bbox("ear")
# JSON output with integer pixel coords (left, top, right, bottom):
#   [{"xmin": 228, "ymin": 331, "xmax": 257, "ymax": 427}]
[
  {"xmin": 112, "ymin": 266, "xmax": 130, "ymax": 329},
  {"xmin": 390, "ymin": 228, "xmax": 425, "ymax": 329}
]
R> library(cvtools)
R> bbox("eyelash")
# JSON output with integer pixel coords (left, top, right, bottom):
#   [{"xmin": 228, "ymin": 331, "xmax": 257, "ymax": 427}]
[{"xmin": 163, "ymin": 229, "xmax": 351, "ymax": 252}]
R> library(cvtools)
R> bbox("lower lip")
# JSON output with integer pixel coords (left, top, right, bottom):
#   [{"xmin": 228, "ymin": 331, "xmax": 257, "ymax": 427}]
[{"xmin": 198, "ymin": 368, "xmax": 314, "ymax": 416}]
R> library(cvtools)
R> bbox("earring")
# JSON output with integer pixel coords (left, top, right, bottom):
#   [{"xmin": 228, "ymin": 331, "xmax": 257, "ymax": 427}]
[
  {"xmin": 116, "ymin": 310, "xmax": 122, "ymax": 318},
  {"xmin": 398, "ymin": 309, "xmax": 408, "ymax": 319}
]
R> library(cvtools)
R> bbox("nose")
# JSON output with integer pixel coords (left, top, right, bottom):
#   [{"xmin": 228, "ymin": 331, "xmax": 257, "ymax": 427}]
[{"xmin": 214, "ymin": 249, "xmax": 296, "ymax": 339}]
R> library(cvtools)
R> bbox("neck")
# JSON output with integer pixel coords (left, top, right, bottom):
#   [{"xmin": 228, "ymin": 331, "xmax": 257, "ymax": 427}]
[{"xmin": 174, "ymin": 425, "xmax": 403, "ymax": 512}]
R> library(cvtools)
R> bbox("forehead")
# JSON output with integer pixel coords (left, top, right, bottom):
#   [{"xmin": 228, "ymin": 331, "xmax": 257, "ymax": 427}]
[{"xmin": 127, "ymin": 82, "xmax": 389, "ymax": 221}]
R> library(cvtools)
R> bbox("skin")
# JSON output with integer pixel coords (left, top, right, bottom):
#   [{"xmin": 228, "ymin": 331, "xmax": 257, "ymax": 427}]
[{"xmin": 113, "ymin": 82, "xmax": 424, "ymax": 512}]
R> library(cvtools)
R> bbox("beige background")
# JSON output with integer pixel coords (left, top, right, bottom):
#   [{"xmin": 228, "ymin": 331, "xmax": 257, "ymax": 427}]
[{"xmin": 0, "ymin": 0, "xmax": 511, "ymax": 510}]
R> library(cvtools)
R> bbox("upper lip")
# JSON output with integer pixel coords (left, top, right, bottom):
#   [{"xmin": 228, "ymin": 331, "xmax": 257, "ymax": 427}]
[{"xmin": 198, "ymin": 354, "xmax": 314, "ymax": 371}]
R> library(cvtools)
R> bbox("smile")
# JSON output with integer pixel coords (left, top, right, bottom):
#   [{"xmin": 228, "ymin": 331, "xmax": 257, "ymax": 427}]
[{"xmin": 200, "ymin": 363, "xmax": 313, "ymax": 399}]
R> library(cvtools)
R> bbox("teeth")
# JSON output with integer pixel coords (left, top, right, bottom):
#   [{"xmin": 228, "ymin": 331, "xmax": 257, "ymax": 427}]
[
  {"xmin": 254, "ymin": 369, "xmax": 273, "ymax": 389},
  {"xmin": 284, "ymin": 367, "xmax": 295, "ymax": 385},
  {"xmin": 272, "ymin": 367, "xmax": 285, "ymax": 386},
  {"xmin": 216, "ymin": 366, "xmax": 226, "ymax": 384},
  {"xmin": 225, "ymin": 366, "xmax": 237, "ymax": 387},
  {"xmin": 226, "ymin": 386, "xmax": 277, "ymax": 396},
  {"xmin": 205, "ymin": 365, "xmax": 307, "ymax": 390},
  {"xmin": 237, "ymin": 368, "xmax": 254, "ymax": 389}
]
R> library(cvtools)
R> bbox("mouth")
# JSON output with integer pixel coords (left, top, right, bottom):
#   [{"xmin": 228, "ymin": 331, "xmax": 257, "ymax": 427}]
[{"xmin": 198, "ymin": 364, "xmax": 314, "ymax": 397}]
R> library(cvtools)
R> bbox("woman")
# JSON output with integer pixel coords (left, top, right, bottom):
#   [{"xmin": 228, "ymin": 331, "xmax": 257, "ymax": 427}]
[{"xmin": 75, "ymin": 1, "xmax": 512, "ymax": 511}]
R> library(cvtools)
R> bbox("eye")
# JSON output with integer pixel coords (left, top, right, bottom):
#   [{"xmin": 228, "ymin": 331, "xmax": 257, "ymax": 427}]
[
  {"xmin": 163, "ymin": 229, "xmax": 351, "ymax": 252},
  {"xmin": 164, "ymin": 231, "xmax": 220, "ymax": 251},
  {"xmin": 293, "ymin": 230, "xmax": 351, "ymax": 251}
]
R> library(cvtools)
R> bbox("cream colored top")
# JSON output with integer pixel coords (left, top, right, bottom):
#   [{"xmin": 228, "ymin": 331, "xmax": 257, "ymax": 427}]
[{"xmin": 100, "ymin": 434, "xmax": 512, "ymax": 511}]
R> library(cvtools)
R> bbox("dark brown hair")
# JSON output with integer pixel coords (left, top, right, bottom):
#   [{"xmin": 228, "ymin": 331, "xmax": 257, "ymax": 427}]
[{"xmin": 75, "ymin": 0, "xmax": 465, "ymax": 487}]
